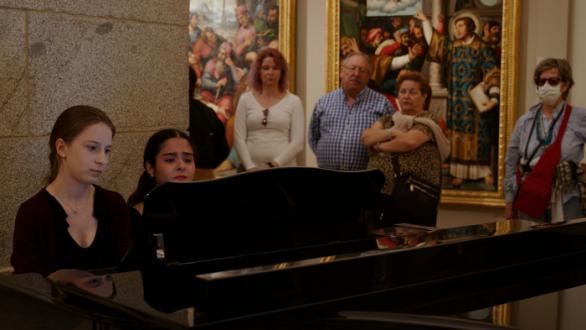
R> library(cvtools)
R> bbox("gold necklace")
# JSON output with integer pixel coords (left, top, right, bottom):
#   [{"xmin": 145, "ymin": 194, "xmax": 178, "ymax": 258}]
[
  {"xmin": 60, "ymin": 199, "xmax": 84, "ymax": 215},
  {"xmin": 53, "ymin": 189, "xmax": 94, "ymax": 216}
]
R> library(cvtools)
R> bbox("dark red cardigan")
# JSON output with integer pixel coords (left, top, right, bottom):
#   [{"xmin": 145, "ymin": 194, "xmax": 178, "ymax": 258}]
[{"xmin": 11, "ymin": 185, "xmax": 134, "ymax": 276}]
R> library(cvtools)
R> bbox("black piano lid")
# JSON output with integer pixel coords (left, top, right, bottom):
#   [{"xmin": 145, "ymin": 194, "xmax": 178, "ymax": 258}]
[
  {"xmin": 194, "ymin": 218, "xmax": 583, "ymax": 280},
  {"xmin": 8, "ymin": 219, "xmax": 586, "ymax": 328},
  {"xmin": 141, "ymin": 167, "xmax": 385, "ymax": 267},
  {"xmin": 182, "ymin": 218, "xmax": 586, "ymax": 325}
]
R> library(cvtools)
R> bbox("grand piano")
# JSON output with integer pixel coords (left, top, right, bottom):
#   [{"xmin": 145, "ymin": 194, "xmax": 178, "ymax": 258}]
[{"xmin": 3, "ymin": 167, "xmax": 586, "ymax": 329}]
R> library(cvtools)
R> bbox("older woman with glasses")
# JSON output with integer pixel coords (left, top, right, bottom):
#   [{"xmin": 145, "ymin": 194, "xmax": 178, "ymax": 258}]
[
  {"xmin": 233, "ymin": 47, "xmax": 304, "ymax": 171},
  {"xmin": 505, "ymin": 58, "xmax": 586, "ymax": 222}
]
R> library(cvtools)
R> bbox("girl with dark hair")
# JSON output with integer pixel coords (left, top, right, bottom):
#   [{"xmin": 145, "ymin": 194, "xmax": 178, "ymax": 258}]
[
  {"xmin": 233, "ymin": 47, "xmax": 304, "ymax": 170},
  {"xmin": 11, "ymin": 105, "xmax": 133, "ymax": 276},
  {"xmin": 128, "ymin": 129, "xmax": 196, "ymax": 214}
]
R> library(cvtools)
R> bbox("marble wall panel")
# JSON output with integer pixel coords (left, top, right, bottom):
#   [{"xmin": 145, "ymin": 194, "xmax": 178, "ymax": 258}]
[
  {"xmin": 25, "ymin": 12, "xmax": 187, "ymax": 135},
  {"xmin": 0, "ymin": 0, "xmax": 187, "ymax": 25},
  {"xmin": 0, "ymin": 10, "xmax": 30, "ymax": 137},
  {"xmin": 0, "ymin": 136, "xmax": 48, "ymax": 266}
]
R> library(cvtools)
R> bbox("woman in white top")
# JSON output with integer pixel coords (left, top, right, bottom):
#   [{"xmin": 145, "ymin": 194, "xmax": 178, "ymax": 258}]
[{"xmin": 234, "ymin": 47, "xmax": 304, "ymax": 170}]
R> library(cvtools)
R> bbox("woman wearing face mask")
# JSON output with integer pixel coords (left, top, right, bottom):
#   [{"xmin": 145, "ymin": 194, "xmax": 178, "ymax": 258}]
[{"xmin": 504, "ymin": 58, "xmax": 586, "ymax": 222}]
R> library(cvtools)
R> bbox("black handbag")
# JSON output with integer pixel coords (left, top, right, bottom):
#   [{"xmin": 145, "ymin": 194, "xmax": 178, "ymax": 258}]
[{"xmin": 388, "ymin": 155, "xmax": 440, "ymax": 226}]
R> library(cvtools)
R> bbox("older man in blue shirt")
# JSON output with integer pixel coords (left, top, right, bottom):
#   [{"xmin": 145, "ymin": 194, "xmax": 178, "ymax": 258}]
[{"xmin": 309, "ymin": 52, "xmax": 394, "ymax": 170}]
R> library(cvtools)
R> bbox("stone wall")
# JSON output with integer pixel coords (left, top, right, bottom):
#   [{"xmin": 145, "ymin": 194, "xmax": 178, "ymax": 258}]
[{"xmin": 0, "ymin": 0, "xmax": 189, "ymax": 268}]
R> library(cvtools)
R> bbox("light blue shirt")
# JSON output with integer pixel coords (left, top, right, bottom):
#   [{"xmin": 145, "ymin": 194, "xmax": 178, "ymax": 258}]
[
  {"xmin": 504, "ymin": 101, "xmax": 586, "ymax": 203},
  {"xmin": 308, "ymin": 87, "xmax": 394, "ymax": 170}
]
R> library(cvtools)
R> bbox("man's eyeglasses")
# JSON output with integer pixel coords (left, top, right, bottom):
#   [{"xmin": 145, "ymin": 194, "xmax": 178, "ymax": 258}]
[
  {"xmin": 536, "ymin": 77, "xmax": 562, "ymax": 86},
  {"xmin": 343, "ymin": 65, "xmax": 368, "ymax": 74},
  {"xmin": 262, "ymin": 108, "xmax": 269, "ymax": 127}
]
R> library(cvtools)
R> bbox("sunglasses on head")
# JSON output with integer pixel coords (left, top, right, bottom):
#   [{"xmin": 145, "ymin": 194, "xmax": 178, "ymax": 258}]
[
  {"xmin": 536, "ymin": 77, "xmax": 562, "ymax": 86},
  {"xmin": 262, "ymin": 108, "xmax": 269, "ymax": 127}
]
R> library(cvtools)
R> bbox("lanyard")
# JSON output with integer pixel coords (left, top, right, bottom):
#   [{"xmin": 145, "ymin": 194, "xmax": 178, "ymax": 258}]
[{"xmin": 522, "ymin": 104, "xmax": 566, "ymax": 171}]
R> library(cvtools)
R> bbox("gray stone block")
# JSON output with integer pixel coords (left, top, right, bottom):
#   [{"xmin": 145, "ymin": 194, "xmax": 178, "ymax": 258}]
[
  {"xmin": 0, "ymin": 136, "xmax": 48, "ymax": 267},
  {"xmin": 0, "ymin": 0, "xmax": 188, "ymax": 26},
  {"xmin": 100, "ymin": 131, "xmax": 152, "ymax": 199},
  {"xmin": 0, "ymin": 10, "xmax": 31, "ymax": 137},
  {"xmin": 26, "ymin": 13, "xmax": 187, "ymax": 135}
]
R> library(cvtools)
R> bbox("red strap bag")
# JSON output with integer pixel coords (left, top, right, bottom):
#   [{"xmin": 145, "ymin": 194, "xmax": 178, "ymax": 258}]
[{"xmin": 514, "ymin": 105, "xmax": 572, "ymax": 218}]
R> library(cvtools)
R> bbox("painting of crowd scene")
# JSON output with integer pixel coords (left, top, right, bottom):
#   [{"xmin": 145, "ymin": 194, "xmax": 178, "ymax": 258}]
[
  {"xmin": 339, "ymin": 0, "xmax": 503, "ymax": 191},
  {"xmin": 188, "ymin": 0, "xmax": 280, "ymax": 124}
]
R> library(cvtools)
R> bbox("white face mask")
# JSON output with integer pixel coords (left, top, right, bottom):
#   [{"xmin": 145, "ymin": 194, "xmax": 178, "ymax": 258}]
[{"xmin": 536, "ymin": 82, "xmax": 562, "ymax": 106}]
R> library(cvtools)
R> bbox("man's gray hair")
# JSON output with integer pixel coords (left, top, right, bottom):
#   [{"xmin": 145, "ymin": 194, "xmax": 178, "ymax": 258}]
[{"xmin": 341, "ymin": 52, "xmax": 371, "ymax": 73}]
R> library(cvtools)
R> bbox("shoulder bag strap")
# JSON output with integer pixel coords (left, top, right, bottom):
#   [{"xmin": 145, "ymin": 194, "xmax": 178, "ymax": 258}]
[{"xmin": 391, "ymin": 154, "xmax": 401, "ymax": 178}]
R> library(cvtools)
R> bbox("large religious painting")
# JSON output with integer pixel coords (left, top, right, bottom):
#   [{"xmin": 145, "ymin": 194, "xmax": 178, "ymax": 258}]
[
  {"xmin": 327, "ymin": 0, "xmax": 520, "ymax": 207},
  {"xmin": 188, "ymin": 0, "xmax": 295, "ymax": 122}
]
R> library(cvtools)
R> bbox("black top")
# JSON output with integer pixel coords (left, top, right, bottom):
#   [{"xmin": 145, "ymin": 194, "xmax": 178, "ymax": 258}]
[
  {"xmin": 11, "ymin": 185, "xmax": 134, "ymax": 276},
  {"xmin": 188, "ymin": 98, "xmax": 230, "ymax": 169}
]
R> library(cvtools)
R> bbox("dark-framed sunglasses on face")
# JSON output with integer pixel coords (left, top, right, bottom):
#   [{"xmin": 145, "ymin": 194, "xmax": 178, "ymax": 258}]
[
  {"xmin": 262, "ymin": 108, "xmax": 269, "ymax": 127},
  {"xmin": 536, "ymin": 77, "xmax": 562, "ymax": 86}
]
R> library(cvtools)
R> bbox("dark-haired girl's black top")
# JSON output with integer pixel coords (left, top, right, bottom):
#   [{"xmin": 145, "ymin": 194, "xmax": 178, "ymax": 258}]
[{"xmin": 11, "ymin": 185, "xmax": 134, "ymax": 276}]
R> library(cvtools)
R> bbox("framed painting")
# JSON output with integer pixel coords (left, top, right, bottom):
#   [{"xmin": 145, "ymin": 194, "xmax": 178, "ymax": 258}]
[
  {"xmin": 327, "ymin": 0, "xmax": 521, "ymax": 207},
  {"xmin": 188, "ymin": 0, "xmax": 296, "ymax": 122}
]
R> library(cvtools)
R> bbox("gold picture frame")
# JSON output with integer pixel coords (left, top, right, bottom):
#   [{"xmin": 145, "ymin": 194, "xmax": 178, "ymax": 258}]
[
  {"xmin": 278, "ymin": 0, "xmax": 297, "ymax": 91},
  {"xmin": 327, "ymin": 0, "xmax": 521, "ymax": 207},
  {"xmin": 188, "ymin": 0, "xmax": 296, "ymax": 116}
]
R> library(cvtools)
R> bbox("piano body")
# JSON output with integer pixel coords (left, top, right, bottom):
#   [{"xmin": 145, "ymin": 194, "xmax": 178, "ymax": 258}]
[{"xmin": 3, "ymin": 167, "xmax": 586, "ymax": 329}]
